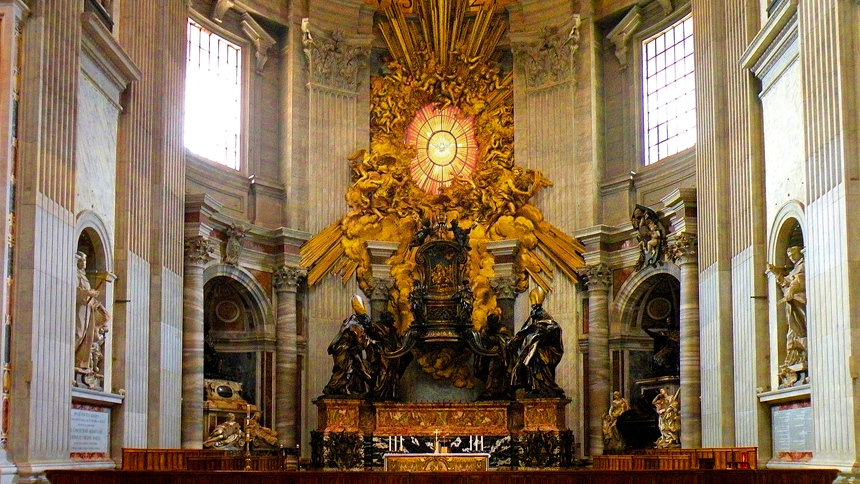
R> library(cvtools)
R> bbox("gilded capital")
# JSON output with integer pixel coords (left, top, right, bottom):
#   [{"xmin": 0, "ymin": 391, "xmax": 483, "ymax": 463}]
[
  {"xmin": 576, "ymin": 263, "xmax": 613, "ymax": 291},
  {"xmin": 274, "ymin": 266, "xmax": 306, "ymax": 293},
  {"xmin": 490, "ymin": 276, "xmax": 519, "ymax": 299},
  {"xmin": 668, "ymin": 233, "xmax": 698, "ymax": 266},
  {"xmin": 185, "ymin": 236, "xmax": 215, "ymax": 266},
  {"xmin": 302, "ymin": 22, "xmax": 370, "ymax": 92}
]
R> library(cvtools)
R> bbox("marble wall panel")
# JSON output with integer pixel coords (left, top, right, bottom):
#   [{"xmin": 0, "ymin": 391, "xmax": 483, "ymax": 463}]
[
  {"xmin": 30, "ymin": 198, "xmax": 76, "ymax": 459},
  {"xmin": 730, "ymin": 247, "xmax": 766, "ymax": 446},
  {"xmin": 118, "ymin": 253, "xmax": 150, "ymax": 448},
  {"xmin": 762, "ymin": 60, "xmax": 804, "ymax": 235},
  {"xmin": 75, "ymin": 75, "xmax": 118, "ymax": 238}
]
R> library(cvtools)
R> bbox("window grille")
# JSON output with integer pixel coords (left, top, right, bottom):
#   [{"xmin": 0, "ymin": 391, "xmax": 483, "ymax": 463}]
[
  {"xmin": 643, "ymin": 16, "xmax": 695, "ymax": 165},
  {"xmin": 185, "ymin": 19, "xmax": 242, "ymax": 170}
]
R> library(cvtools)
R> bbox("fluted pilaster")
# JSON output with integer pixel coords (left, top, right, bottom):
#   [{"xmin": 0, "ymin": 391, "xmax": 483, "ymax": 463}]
[
  {"xmin": 181, "ymin": 237, "xmax": 214, "ymax": 448},
  {"xmin": 274, "ymin": 266, "xmax": 305, "ymax": 447},
  {"xmin": 669, "ymin": 233, "xmax": 701, "ymax": 447},
  {"xmin": 577, "ymin": 263, "xmax": 612, "ymax": 456}
]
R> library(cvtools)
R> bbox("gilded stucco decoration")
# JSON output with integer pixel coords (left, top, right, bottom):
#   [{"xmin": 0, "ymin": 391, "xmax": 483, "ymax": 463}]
[{"xmin": 301, "ymin": 0, "xmax": 584, "ymax": 336}]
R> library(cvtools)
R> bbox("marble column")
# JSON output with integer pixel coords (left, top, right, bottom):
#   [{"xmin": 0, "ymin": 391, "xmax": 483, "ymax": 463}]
[
  {"xmin": 670, "ymin": 233, "xmax": 701, "ymax": 448},
  {"xmin": 577, "ymin": 263, "xmax": 612, "ymax": 457},
  {"xmin": 274, "ymin": 266, "xmax": 305, "ymax": 447},
  {"xmin": 490, "ymin": 276, "xmax": 518, "ymax": 333},
  {"xmin": 181, "ymin": 236, "xmax": 214, "ymax": 448}
]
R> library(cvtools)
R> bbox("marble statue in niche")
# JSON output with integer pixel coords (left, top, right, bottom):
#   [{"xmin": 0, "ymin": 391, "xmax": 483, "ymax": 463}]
[
  {"xmin": 74, "ymin": 251, "xmax": 111, "ymax": 390},
  {"xmin": 768, "ymin": 245, "xmax": 807, "ymax": 387}
]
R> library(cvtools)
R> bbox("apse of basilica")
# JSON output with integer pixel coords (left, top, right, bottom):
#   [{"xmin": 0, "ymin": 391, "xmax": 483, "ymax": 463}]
[{"xmin": 2, "ymin": 0, "xmax": 860, "ymax": 482}]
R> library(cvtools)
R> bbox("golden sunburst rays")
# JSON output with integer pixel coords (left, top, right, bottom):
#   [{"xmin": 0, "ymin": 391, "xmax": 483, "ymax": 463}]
[{"xmin": 377, "ymin": 0, "xmax": 506, "ymax": 73}]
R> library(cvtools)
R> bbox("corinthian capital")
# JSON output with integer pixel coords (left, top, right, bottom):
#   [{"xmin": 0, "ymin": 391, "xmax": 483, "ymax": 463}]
[
  {"xmin": 302, "ymin": 21, "xmax": 370, "ymax": 92},
  {"xmin": 490, "ymin": 276, "xmax": 519, "ymax": 300},
  {"xmin": 185, "ymin": 236, "xmax": 215, "ymax": 266},
  {"xmin": 576, "ymin": 263, "xmax": 613, "ymax": 291},
  {"xmin": 274, "ymin": 266, "xmax": 306, "ymax": 293},
  {"xmin": 668, "ymin": 233, "xmax": 698, "ymax": 266},
  {"xmin": 511, "ymin": 15, "xmax": 581, "ymax": 89}
]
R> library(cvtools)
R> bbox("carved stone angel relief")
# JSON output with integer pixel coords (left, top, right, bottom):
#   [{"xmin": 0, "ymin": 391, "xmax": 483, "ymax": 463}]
[{"xmin": 631, "ymin": 205, "xmax": 667, "ymax": 271}]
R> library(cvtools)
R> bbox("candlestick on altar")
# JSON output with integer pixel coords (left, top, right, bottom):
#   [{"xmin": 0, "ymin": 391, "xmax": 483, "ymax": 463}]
[{"xmin": 433, "ymin": 429, "xmax": 440, "ymax": 454}]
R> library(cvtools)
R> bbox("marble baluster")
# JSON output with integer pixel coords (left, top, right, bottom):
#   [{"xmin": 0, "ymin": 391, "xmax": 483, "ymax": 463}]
[
  {"xmin": 274, "ymin": 266, "xmax": 305, "ymax": 446},
  {"xmin": 577, "ymin": 263, "xmax": 612, "ymax": 457},
  {"xmin": 670, "ymin": 233, "xmax": 701, "ymax": 447},
  {"xmin": 181, "ymin": 236, "xmax": 214, "ymax": 448}
]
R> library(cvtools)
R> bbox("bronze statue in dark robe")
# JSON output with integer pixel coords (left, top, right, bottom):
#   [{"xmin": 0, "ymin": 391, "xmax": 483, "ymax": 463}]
[
  {"xmin": 322, "ymin": 295, "xmax": 373, "ymax": 396},
  {"xmin": 509, "ymin": 287, "xmax": 565, "ymax": 398}
]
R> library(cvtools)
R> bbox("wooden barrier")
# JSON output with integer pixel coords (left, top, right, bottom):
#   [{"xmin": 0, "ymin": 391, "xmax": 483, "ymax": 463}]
[
  {"xmin": 46, "ymin": 469, "xmax": 840, "ymax": 484},
  {"xmin": 121, "ymin": 448, "xmax": 227, "ymax": 470},
  {"xmin": 185, "ymin": 456, "xmax": 284, "ymax": 471},
  {"xmin": 596, "ymin": 446, "xmax": 758, "ymax": 470}
]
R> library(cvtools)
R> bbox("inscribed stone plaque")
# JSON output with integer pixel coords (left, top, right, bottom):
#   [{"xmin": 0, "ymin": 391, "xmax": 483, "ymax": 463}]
[
  {"xmin": 772, "ymin": 401, "xmax": 812, "ymax": 462},
  {"xmin": 70, "ymin": 404, "xmax": 110, "ymax": 460}
]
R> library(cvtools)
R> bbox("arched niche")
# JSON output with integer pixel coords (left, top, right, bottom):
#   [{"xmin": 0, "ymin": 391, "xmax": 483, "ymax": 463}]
[
  {"xmin": 766, "ymin": 200, "xmax": 806, "ymax": 390},
  {"xmin": 74, "ymin": 210, "xmax": 114, "ymax": 392},
  {"xmin": 610, "ymin": 265, "xmax": 681, "ymax": 404},
  {"xmin": 202, "ymin": 264, "xmax": 273, "ymax": 414}
]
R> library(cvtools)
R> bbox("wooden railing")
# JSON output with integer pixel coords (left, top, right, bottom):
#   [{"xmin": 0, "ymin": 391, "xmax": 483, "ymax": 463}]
[
  {"xmin": 121, "ymin": 448, "xmax": 228, "ymax": 470},
  {"xmin": 185, "ymin": 456, "xmax": 284, "ymax": 471},
  {"xmin": 47, "ymin": 469, "xmax": 840, "ymax": 484},
  {"xmin": 593, "ymin": 447, "xmax": 758, "ymax": 471}
]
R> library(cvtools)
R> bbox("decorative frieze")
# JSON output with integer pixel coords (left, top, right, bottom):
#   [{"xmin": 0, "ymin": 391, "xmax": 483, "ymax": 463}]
[{"xmin": 511, "ymin": 15, "xmax": 581, "ymax": 89}]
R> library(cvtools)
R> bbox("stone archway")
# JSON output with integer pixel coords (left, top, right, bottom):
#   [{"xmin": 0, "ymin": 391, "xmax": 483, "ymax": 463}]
[{"xmin": 202, "ymin": 265, "xmax": 274, "ymax": 434}]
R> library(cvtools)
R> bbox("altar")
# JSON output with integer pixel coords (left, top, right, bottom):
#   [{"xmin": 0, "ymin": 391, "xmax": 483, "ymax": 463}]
[{"xmin": 383, "ymin": 453, "xmax": 490, "ymax": 472}]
